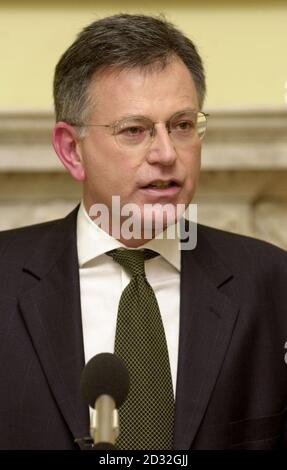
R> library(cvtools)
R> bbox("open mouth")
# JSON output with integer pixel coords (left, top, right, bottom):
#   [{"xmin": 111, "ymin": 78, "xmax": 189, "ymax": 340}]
[{"xmin": 143, "ymin": 180, "xmax": 179, "ymax": 189}]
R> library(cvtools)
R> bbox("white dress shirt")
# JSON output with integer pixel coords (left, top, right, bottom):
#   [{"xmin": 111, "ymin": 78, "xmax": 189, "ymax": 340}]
[{"xmin": 77, "ymin": 202, "xmax": 181, "ymax": 395}]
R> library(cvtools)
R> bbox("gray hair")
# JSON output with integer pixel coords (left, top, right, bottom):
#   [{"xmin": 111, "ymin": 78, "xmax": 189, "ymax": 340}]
[{"xmin": 53, "ymin": 13, "xmax": 206, "ymax": 125}]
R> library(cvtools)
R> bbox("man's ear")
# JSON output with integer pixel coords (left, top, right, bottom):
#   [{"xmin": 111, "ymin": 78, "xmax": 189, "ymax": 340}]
[{"xmin": 52, "ymin": 122, "xmax": 85, "ymax": 181}]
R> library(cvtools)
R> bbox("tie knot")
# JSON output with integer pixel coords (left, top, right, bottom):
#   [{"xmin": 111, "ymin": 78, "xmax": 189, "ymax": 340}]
[{"xmin": 107, "ymin": 248, "xmax": 158, "ymax": 277}]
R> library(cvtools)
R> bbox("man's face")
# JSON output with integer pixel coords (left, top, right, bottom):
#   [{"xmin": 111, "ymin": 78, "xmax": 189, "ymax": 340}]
[{"xmin": 76, "ymin": 58, "xmax": 201, "ymax": 242}]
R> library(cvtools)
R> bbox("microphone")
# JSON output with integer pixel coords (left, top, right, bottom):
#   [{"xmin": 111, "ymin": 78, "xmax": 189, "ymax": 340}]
[{"xmin": 81, "ymin": 353, "xmax": 130, "ymax": 449}]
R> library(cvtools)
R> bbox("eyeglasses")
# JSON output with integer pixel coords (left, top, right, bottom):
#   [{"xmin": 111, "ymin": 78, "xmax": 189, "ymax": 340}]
[{"xmin": 71, "ymin": 110, "xmax": 209, "ymax": 150}]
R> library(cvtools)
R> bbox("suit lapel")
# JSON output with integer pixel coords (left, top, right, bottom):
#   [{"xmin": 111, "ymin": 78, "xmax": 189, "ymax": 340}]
[
  {"xmin": 174, "ymin": 225, "xmax": 239, "ymax": 449},
  {"xmin": 18, "ymin": 208, "xmax": 90, "ymax": 447}
]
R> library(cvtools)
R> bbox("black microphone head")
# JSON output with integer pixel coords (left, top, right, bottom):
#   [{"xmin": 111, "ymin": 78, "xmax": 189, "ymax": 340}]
[{"xmin": 81, "ymin": 353, "xmax": 130, "ymax": 408}]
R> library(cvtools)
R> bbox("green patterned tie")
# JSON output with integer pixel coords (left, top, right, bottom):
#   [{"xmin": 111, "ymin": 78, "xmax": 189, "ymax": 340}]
[{"xmin": 107, "ymin": 248, "xmax": 174, "ymax": 450}]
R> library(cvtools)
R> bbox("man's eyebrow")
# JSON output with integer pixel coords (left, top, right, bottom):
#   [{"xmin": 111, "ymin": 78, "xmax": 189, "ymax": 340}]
[
  {"xmin": 114, "ymin": 114, "xmax": 151, "ymax": 122},
  {"xmin": 169, "ymin": 107, "xmax": 198, "ymax": 117},
  {"xmin": 114, "ymin": 107, "xmax": 198, "ymax": 122}
]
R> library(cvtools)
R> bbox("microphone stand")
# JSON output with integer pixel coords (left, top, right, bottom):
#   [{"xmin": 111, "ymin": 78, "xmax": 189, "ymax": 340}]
[{"xmin": 90, "ymin": 395, "xmax": 119, "ymax": 450}]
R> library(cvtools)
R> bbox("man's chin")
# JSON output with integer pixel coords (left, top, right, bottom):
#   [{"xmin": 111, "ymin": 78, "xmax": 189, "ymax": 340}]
[
  {"xmin": 123, "ymin": 206, "xmax": 184, "ymax": 242},
  {"xmin": 87, "ymin": 196, "xmax": 187, "ymax": 242}
]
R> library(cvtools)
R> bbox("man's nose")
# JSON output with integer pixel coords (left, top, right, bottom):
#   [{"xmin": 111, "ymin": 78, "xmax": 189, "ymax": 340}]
[{"xmin": 146, "ymin": 123, "xmax": 177, "ymax": 165}]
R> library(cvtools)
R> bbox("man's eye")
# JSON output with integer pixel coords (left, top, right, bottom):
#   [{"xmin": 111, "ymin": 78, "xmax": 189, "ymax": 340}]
[
  {"xmin": 121, "ymin": 126, "xmax": 146, "ymax": 137},
  {"xmin": 174, "ymin": 120, "xmax": 194, "ymax": 131}
]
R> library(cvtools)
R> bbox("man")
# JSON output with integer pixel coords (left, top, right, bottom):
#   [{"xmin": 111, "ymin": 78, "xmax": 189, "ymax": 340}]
[{"xmin": 0, "ymin": 14, "xmax": 286, "ymax": 450}]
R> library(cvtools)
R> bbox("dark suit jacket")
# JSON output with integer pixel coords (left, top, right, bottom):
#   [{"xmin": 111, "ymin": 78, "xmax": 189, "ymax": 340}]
[{"xmin": 0, "ymin": 206, "xmax": 286, "ymax": 450}]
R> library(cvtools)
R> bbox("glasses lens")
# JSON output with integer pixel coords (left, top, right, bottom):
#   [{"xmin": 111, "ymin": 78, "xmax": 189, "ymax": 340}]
[
  {"xmin": 114, "ymin": 117, "xmax": 152, "ymax": 148},
  {"xmin": 169, "ymin": 111, "xmax": 207, "ymax": 143},
  {"xmin": 196, "ymin": 112, "xmax": 207, "ymax": 139},
  {"xmin": 170, "ymin": 111, "xmax": 197, "ymax": 140}
]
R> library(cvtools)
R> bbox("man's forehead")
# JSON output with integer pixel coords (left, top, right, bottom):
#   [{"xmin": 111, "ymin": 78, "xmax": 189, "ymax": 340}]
[{"xmin": 88, "ymin": 59, "xmax": 198, "ymax": 116}]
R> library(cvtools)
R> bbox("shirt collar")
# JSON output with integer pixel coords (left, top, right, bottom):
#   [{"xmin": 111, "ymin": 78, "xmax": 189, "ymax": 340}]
[{"xmin": 77, "ymin": 202, "xmax": 181, "ymax": 271}]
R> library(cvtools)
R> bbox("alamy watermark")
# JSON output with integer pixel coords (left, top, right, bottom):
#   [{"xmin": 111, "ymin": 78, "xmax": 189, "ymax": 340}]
[{"xmin": 89, "ymin": 196, "xmax": 197, "ymax": 250}]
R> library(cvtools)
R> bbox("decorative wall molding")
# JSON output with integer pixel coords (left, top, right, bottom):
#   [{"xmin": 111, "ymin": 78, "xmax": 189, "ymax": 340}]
[
  {"xmin": 0, "ymin": 111, "xmax": 60, "ymax": 171},
  {"xmin": 0, "ymin": 108, "xmax": 287, "ymax": 248},
  {"xmin": 203, "ymin": 108, "xmax": 287, "ymax": 169},
  {"xmin": 0, "ymin": 108, "xmax": 286, "ymax": 171}
]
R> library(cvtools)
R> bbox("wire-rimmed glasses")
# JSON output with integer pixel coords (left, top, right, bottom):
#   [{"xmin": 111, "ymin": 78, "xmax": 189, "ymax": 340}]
[{"xmin": 71, "ymin": 110, "xmax": 209, "ymax": 151}]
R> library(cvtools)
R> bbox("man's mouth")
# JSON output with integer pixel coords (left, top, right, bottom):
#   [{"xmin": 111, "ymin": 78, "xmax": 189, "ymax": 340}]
[
  {"xmin": 139, "ymin": 179, "xmax": 181, "ymax": 199},
  {"xmin": 143, "ymin": 180, "xmax": 179, "ymax": 189}
]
